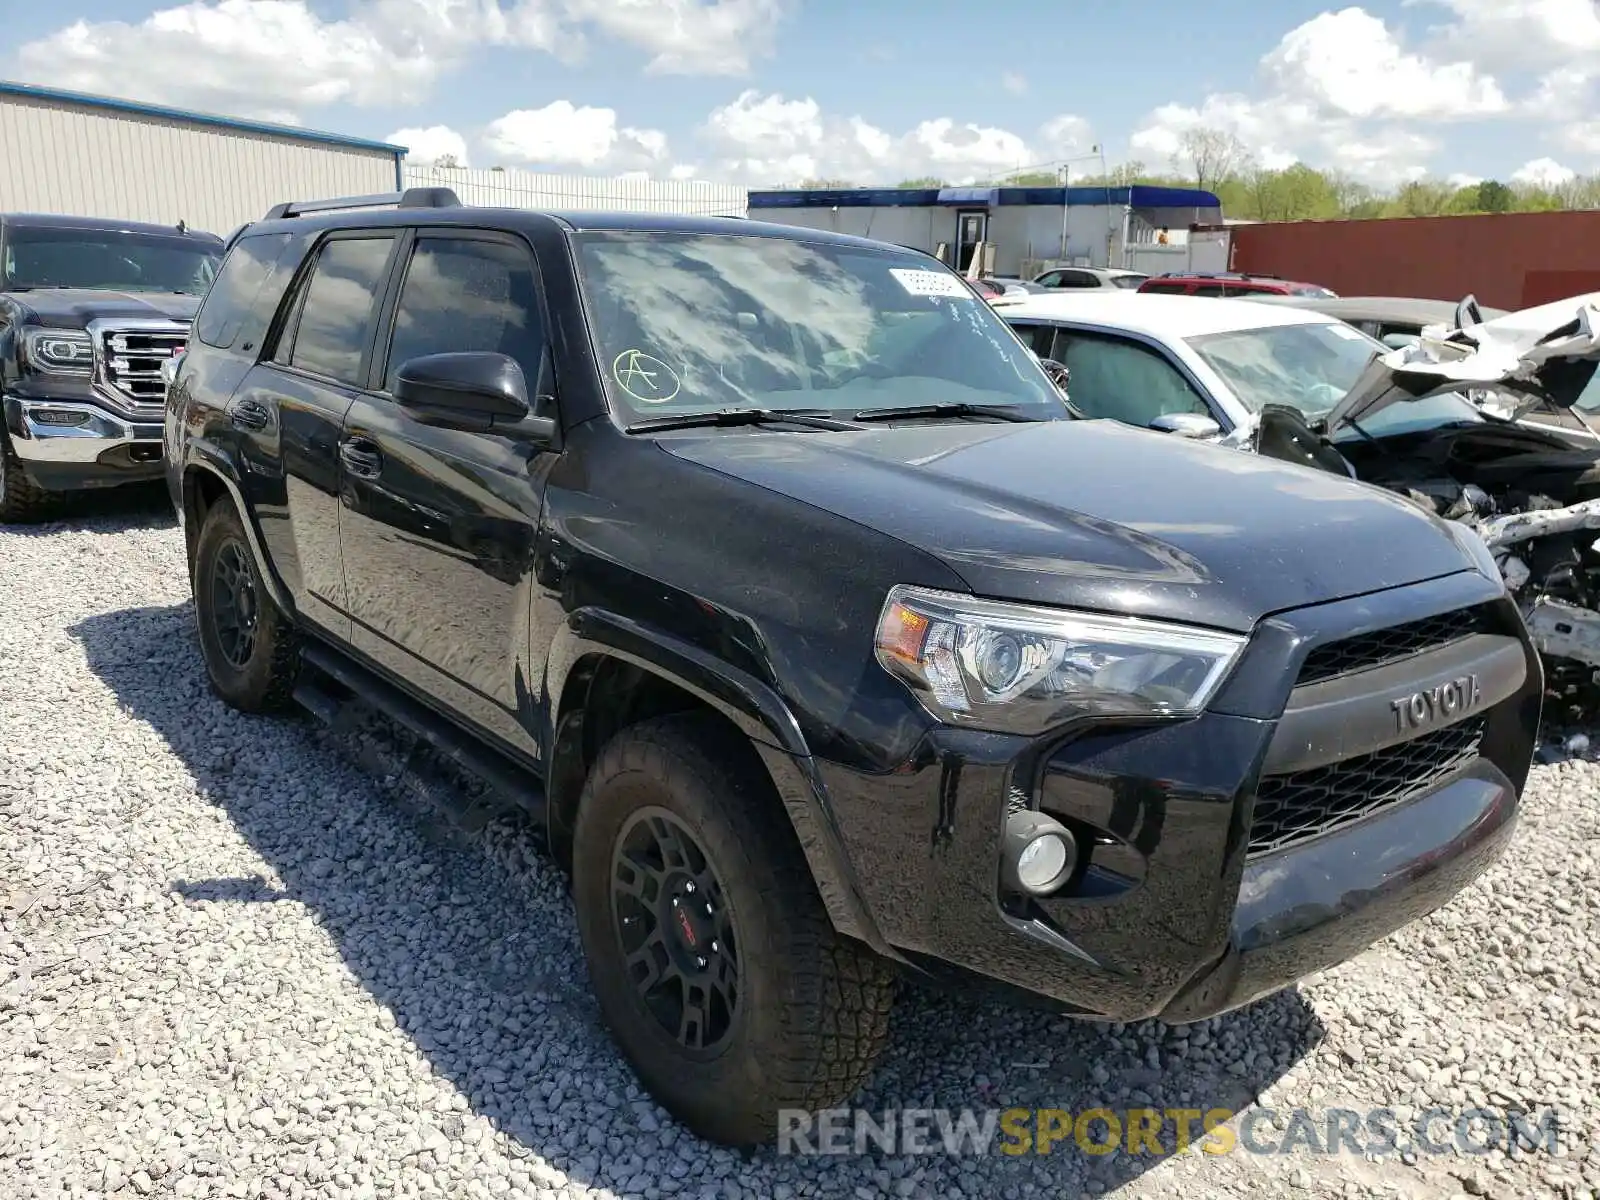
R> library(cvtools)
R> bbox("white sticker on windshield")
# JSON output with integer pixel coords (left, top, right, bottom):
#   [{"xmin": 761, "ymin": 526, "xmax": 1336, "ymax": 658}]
[
  {"xmin": 1326, "ymin": 324, "xmax": 1366, "ymax": 339},
  {"xmin": 889, "ymin": 268, "xmax": 974, "ymax": 298}
]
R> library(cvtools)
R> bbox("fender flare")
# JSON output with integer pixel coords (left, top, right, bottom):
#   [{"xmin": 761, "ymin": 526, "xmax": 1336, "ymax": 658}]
[
  {"xmin": 548, "ymin": 607, "xmax": 898, "ymax": 961},
  {"xmin": 182, "ymin": 451, "xmax": 294, "ymax": 614}
]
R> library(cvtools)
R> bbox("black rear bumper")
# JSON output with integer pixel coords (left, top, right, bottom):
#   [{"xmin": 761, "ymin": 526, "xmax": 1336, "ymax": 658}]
[{"xmin": 813, "ymin": 568, "xmax": 1540, "ymax": 1020}]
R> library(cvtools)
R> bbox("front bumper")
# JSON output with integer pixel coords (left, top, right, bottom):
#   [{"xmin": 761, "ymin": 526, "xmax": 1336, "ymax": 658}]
[
  {"xmin": 3, "ymin": 395, "xmax": 164, "ymax": 491},
  {"xmin": 816, "ymin": 568, "xmax": 1541, "ymax": 1021}
]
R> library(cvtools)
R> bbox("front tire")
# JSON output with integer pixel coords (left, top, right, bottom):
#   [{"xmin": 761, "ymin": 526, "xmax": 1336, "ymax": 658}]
[
  {"xmin": 192, "ymin": 499, "xmax": 299, "ymax": 712},
  {"xmin": 0, "ymin": 431, "xmax": 56, "ymax": 523},
  {"xmin": 572, "ymin": 713, "xmax": 896, "ymax": 1147}
]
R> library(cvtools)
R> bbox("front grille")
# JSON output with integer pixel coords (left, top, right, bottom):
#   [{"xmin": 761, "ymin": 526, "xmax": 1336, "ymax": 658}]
[
  {"xmin": 1297, "ymin": 606, "xmax": 1490, "ymax": 685},
  {"xmin": 95, "ymin": 324, "xmax": 188, "ymax": 415},
  {"xmin": 1248, "ymin": 715, "xmax": 1487, "ymax": 858}
]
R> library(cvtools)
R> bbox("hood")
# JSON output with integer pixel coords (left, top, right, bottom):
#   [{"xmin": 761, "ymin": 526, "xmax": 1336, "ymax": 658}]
[
  {"xmin": 4, "ymin": 288, "xmax": 200, "ymax": 325},
  {"xmin": 1321, "ymin": 291, "xmax": 1600, "ymax": 434},
  {"xmin": 658, "ymin": 419, "xmax": 1481, "ymax": 633}
]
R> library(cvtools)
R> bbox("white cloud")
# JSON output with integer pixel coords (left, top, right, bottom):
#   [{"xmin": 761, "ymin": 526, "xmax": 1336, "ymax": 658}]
[
  {"xmin": 1037, "ymin": 115, "xmax": 1094, "ymax": 159},
  {"xmin": 1446, "ymin": 171, "xmax": 1483, "ymax": 187},
  {"xmin": 483, "ymin": 100, "xmax": 671, "ymax": 171},
  {"xmin": 1130, "ymin": 6, "xmax": 1504, "ymax": 186},
  {"xmin": 1261, "ymin": 7, "xmax": 1505, "ymax": 120},
  {"xmin": 10, "ymin": 0, "xmax": 784, "ymax": 123},
  {"xmin": 701, "ymin": 89, "xmax": 1065, "ymax": 185},
  {"xmin": 388, "ymin": 125, "xmax": 471, "ymax": 167},
  {"xmin": 561, "ymin": 0, "xmax": 785, "ymax": 76},
  {"xmin": 1511, "ymin": 157, "xmax": 1577, "ymax": 187},
  {"xmin": 1412, "ymin": 0, "xmax": 1600, "ymax": 75}
]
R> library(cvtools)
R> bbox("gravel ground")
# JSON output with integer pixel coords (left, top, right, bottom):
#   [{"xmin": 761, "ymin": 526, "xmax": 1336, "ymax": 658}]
[{"xmin": 2, "ymin": 496, "xmax": 1598, "ymax": 1200}]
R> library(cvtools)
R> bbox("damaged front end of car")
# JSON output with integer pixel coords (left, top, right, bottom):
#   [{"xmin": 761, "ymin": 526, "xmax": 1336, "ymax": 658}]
[{"xmin": 1250, "ymin": 292, "xmax": 1600, "ymax": 715}]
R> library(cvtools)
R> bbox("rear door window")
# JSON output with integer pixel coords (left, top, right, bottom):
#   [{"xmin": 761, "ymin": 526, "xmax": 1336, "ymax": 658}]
[
  {"xmin": 1140, "ymin": 281, "xmax": 1191, "ymax": 294},
  {"xmin": 279, "ymin": 235, "xmax": 397, "ymax": 386}
]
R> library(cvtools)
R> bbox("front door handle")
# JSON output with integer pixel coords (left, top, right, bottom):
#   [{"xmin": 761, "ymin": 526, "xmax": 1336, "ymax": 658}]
[
  {"xmin": 230, "ymin": 399, "xmax": 270, "ymax": 431},
  {"xmin": 339, "ymin": 437, "xmax": 383, "ymax": 479}
]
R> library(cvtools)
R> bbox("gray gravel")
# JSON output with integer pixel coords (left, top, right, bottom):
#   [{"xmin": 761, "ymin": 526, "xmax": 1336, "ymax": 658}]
[{"xmin": 2, "ymin": 497, "xmax": 1598, "ymax": 1200}]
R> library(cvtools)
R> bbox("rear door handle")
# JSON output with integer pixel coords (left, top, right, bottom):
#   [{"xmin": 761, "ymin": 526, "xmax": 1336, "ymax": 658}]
[
  {"xmin": 339, "ymin": 437, "xmax": 383, "ymax": 479},
  {"xmin": 230, "ymin": 399, "xmax": 270, "ymax": 431}
]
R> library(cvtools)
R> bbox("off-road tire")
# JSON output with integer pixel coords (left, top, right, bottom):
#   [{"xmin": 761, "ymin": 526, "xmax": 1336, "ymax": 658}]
[
  {"xmin": 0, "ymin": 431, "xmax": 56, "ymax": 523},
  {"xmin": 192, "ymin": 498, "xmax": 300, "ymax": 712},
  {"xmin": 572, "ymin": 713, "xmax": 896, "ymax": 1147}
]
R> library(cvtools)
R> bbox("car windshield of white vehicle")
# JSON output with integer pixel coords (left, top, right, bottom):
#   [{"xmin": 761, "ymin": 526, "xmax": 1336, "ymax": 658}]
[
  {"xmin": 573, "ymin": 231, "xmax": 1064, "ymax": 424},
  {"xmin": 1188, "ymin": 321, "xmax": 1388, "ymax": 420},
  {"xmin": 1189, "ymin": 321, "xmax": 1482, "ymax": 434},
  {"xmin": 2, "ymin": 228, "xmax": 220, "ymax": 294}
]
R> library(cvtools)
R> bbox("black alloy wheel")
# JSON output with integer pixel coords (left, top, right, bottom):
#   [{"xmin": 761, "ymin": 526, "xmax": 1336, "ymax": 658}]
[
  {"xmin": 208, "ymin": 539, "xmax": 260, "ymax": 669},
  {"xmin": 611, "ymin": 806, "xmax": 742, "ymax": 1057}
]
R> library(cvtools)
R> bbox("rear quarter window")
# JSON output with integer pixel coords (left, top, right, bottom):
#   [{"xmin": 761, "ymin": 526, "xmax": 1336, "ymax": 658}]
[{"xmin": 194, "ymin": 232, "xmax": 303, "ymax": 354}]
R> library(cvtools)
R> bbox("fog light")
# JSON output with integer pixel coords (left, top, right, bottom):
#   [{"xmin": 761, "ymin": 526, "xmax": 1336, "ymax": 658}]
[
  {"xmin": 1002, "ymin": 810, "xmax": 1078, "ymax": 896},
  {"xmin": 29, "ymin": 407, "xmax": 89, "ymax": 427}
]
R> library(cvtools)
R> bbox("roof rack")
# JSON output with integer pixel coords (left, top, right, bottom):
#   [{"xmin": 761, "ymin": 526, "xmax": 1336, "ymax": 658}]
[{"xmin": 261, "ymin": 186, "xmax": 461, "ymax": 221}]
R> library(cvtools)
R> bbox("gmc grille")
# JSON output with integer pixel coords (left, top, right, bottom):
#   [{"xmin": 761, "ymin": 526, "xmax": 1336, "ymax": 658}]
[
  {"xmin": 94, "ymin": 323, "xmax": 188, "ymax": 416},
  {"xmin": 1297, "ymin": 605, "xmax": 1491, "ymax": 685},
  {"xmin": 1249, "ymin": 716, "xmax": 1487, "ymax": 858}
]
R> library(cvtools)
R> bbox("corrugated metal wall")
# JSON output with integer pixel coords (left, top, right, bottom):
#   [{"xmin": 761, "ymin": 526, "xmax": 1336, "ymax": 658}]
[
  {"xmin": 0, "ymin": 93, "xmax": 398, "ymax": 238},
  {"xmin": 403, "ymin": 164, "xmax": 748, "ymax": 217},
  {"xmin": 1227, "ymin": 212, "xmax": 1600, "ymax": 310}
]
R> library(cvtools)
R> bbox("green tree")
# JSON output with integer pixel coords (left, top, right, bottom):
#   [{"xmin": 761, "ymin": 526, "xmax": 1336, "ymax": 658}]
[{"xmin": 1475, "ymin": 180, "xmax": 1514, "ymax": 213}]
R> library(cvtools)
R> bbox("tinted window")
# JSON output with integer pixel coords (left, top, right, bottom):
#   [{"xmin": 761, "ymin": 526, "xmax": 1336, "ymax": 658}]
[
  {"xmin": 1036, "ymin": 271, "xmax": 1064, "ymax": 287},
  {"xmin": 1059, "ymin": 271, "xmax": 1098, "ymax": 289},
  {"xmin": 287, "ymin": 236, "xmax": 394, "ymax": 385},
  {"xmin": 1045, "ymin": 331, "xmax": 1211, "ymax": 426},
  {"xmin": 1, "ymin": 226, "xmax": 219, "ymax": 293},
  {"xmin": 1004, "ymin": 322, "xmax": 1057, "ymax": 356},
  {"xmin": 1194, "ymin": 285, "xmax": 1227, "ymax": 297},
  {"xmin": 195, "ymin": 232, "xmax": 297, "ymax": 351},
  {"xmin": 1140, "ymin": 281, "xmax": 1189, "ymax": 294},
  {"xmin": 383, "ymin": 237, "xmax": 545, "ymax": 393}
]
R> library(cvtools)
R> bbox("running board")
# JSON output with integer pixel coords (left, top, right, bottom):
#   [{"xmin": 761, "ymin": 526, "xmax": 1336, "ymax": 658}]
[{"xmin": 292, "ymin": 639, "xmax": 548, "ymax": 831}]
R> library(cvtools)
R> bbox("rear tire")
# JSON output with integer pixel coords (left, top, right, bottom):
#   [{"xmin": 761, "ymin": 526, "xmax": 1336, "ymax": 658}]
[
  {"xmin": 0, "ymin": 432, "xmax": 56, "ymax": 524},
  {"xmin": 192, "ymin": 499, "xmax": 299, "ymax": 712},
  {"xmin": 572, "ymin": 713, "xmax": 896, "ymax": 1148}
]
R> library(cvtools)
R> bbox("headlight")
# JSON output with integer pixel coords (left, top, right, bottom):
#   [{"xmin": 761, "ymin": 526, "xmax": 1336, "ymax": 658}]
[
  {"xmin": 21, "ymin": 329, "xmax": 93, "ymax": 377},
  {"xmin": 874, "ymin": 584, "xmax": 1247, "ymax": 735},
  {"xmin": 1446, "ymin": 518, "xmax": 1502, "ymax": 583}
]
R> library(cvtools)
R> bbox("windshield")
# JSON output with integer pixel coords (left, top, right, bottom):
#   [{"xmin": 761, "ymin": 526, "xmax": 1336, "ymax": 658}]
[
  {"xmin": 1189, "ymin": 319, "xmax": 1482, "ymax": 435},
  {"xmin": 1111, "ymin": 274, "xmax": 1147, "ymax": 289},
  {"xmin": 572, "ymin": 231, "xmax": 1064, "ymax": 423},
  {"xmin": 2, "ymin": 226, "xmax": 220, "ymax": 294},
  {"xmin": 1188, "ymin": 321, "xmax": 1386, "ymax": 418}
]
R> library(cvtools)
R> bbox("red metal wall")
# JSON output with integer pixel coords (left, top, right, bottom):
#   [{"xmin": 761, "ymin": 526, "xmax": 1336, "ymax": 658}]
[{"xmin": 1224, "ymin": 212, "xmax": 1600, "ymax": 310}]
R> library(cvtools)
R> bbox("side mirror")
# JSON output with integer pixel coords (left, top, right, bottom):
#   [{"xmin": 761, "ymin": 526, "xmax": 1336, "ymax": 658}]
[
  {"xmin": 1038, "ymin": 357, "xmax": 1071, "ymax": 391},
  {"xmin": 1149, "ymin": 412, "xmax": 1222, "ymax": 439},
  {"xmin": 394, "ymin": 351, "xmax": 556, "ymax": 441}
]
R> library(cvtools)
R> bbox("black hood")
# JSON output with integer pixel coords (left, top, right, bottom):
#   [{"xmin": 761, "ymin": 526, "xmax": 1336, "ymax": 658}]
[
  {"xmin": 659, "ymin": 419, "xmax": 1483, "ymax": 633},
  {"xmin": 5, "ymin": 289, "xmax": 200, "ymax": 326}
]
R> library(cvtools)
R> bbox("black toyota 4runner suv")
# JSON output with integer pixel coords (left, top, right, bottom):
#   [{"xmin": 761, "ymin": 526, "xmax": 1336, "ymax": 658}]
[
  {"xmin": 1, "ymin": 212, "xmax": 223, "ymax": 520},
  {"xmin": 164, "ymin": 188, "xmax": 1542, "ymax": 1147}
]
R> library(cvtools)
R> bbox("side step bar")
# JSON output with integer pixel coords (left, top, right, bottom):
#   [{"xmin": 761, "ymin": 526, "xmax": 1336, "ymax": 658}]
[{"xmin": 292, "ymin": 639, "xmax": 548, "ymax": 830}]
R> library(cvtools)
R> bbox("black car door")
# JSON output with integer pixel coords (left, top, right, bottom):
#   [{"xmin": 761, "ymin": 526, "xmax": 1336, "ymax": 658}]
[
  {"xmin": 338, "ymin": 229, "xmax": 555, "ymax": 761},
  {"xmin": 237, "ymin": 230, "xmax": 401, "ymax": 637}
]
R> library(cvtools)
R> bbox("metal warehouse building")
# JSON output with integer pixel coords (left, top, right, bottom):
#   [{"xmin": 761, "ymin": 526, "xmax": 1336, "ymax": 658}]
[{"xmin": 0, "ymin": 80, "xmax": 405, "ymax": 239}]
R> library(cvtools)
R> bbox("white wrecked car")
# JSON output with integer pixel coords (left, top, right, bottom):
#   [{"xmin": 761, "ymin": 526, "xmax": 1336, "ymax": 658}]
[{"xmin": 1001, "ymin": 290, "xmax": 1600, "ymax": 713}]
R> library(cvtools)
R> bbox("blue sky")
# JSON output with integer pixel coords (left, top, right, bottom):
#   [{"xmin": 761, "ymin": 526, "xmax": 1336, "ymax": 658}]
[{"xmin": 5, "ymin": 1, "xmax": 1593, "ymax": 190}]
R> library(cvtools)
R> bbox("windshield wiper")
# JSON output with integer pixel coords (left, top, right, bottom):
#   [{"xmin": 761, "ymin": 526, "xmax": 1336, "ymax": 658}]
[
  {"xmin": 624, "ymin": 407, "xmax": 864, "ymax": 434},
  {"xmin": 850, "ymin": 402, "xmax": 1039, "ymax": 423}
]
